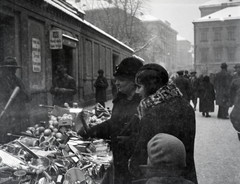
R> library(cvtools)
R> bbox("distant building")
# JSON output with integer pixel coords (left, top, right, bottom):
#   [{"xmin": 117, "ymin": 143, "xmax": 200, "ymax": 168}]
[
  {"xmin": 193, "ymin": 1, "xmax": 240, "ymax": 76},
  {"xmin": 176, "ymin": 35, "xmax": 194, "ymax": 72},
  {"xmin": 71, "ymin": 0, "xmax": 179, "ymax": 72},
  {"xmin": 136, "ymin": 14, "xmax": 178, "ymax": 72}
]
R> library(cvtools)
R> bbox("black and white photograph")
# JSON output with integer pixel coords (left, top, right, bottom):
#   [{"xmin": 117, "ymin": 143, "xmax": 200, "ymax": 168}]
[{"xmin": 0, "ymin": 0, "xmax": 240, "ymax": 183}]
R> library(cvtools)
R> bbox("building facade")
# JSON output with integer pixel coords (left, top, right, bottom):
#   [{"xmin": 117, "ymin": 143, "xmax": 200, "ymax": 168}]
[
  {"xmin": 136, "ymin": 15, "xmax": 178, "ymax": 72},
  {"xmin": 176, "ymin": 35, "xmax": 194, "ymax": 72},
  {"xmin": 193, "ymin": 1, "xmax": 240, "ymax": 76},
  {"xmin": 0, "ymin": 0, "xmax": 133, "ymax": 123}
]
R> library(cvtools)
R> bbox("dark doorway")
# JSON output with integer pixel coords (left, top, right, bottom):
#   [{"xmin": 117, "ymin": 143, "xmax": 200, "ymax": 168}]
[{"xmin": 51, "ymin": 45, "xmax": 73, "ymax": 81}]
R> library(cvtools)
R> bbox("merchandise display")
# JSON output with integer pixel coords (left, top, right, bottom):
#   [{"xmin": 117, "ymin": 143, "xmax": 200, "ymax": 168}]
[{"xmin": 0, "ymin": 104, "xmax": 112, "ymax": 184}]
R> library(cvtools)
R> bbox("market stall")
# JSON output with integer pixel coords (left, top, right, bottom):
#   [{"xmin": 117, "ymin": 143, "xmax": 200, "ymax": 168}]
[{"xmin": 0, "ymin": 104, "xmax": 112, "ymax": 184}]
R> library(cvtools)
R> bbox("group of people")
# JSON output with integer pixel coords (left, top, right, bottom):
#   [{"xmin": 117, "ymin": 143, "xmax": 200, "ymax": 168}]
[
  {"xmin": 79, "ymin": 57, "xmax": 198, "ymax": 184},
  {"xmin": 1, "ymin": 54, "xmax": 239, "ymax": 184},
  {"xmin": 171, "ymin": 62, "xmax": 240, "ymax": 119}
]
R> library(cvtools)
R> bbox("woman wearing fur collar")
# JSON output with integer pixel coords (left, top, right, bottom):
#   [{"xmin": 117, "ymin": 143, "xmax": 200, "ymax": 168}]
[{"xmin": 129, "ymin": 63, "xmax": 198, "ymax": 184}]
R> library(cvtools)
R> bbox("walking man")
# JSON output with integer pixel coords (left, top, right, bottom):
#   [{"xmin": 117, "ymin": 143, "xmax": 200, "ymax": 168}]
[{"xmin": 214, "ymin": 63, "xmax": 232, "ymax": 119}]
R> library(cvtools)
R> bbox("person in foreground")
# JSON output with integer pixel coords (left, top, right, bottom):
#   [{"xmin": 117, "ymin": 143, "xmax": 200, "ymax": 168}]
[
  {"xmin": 129, "ymin": 63, "xmax": 198, "ymax": 184},
  {"xmin": 79, "ymin": 57, "xmax": 143, "ymax": 184},
  {"xmin": 133, "ymin": 133, "xmax": 195, "ymax": 184}
]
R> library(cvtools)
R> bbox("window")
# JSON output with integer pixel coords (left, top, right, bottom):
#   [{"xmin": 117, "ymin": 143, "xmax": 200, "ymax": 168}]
[
  {"xmin": 200, "ymin": 48, "xmax": 209, "ymax": 63},
  {"xmin": 227, "ymin": 47, "xmax": 236, "ymax": 61},
  {"xmin": 200, "ymin": 28, "xmax": 208, "ymax": 42},
  {"xmin": 227, "ymin": 26, "xmax": 236, "ymax": 40},
  {"xmin": 213, "ymin": 27, "xmax": 222, "ymax": 41},
  {"xmin": 214, "ymin": 47, "xmax": 222, "ymax": 61}
]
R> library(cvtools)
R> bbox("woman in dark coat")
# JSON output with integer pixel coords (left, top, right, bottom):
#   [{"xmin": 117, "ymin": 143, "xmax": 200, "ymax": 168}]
[
  {"xmin": 79, "ymin": 57, "xmax": 143, "ymax": 184},
  {"xmin": 129, "ymin": 63, "xmax": 198, "ymax": 184},
  {"xmin": 197, "ymin": 75, "xmax": 215, "ymax": 117}
]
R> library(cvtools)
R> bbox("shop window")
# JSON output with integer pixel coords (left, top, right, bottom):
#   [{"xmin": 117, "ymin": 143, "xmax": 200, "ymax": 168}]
[
  {"xmin": 227, "ymin": 26, "xmax": 236, "ymax": 40},
  {"xmin": 200, "ymin": 28, "xmax": 208, "ymax": 42},
  {"xmin": 214, "ymin": 47, "xmax": 222, "ymax": 62},
  {"xmin": 213, "ymin": 27, "xmax": 222, "ymax": 41}
]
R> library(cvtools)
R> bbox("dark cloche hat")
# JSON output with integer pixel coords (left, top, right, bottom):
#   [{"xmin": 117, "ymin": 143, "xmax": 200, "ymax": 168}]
[
  {"xmin": 221, "ymin": 62, "xmax": 228, "ymax": 69},
  {"xmin": 114, "ymin": 57, "xmax": 143, "ymax": 79},
  {"xmin": 138, "ymin": 63, "xmax": 169, "ymax": 84},
  {"xmin": 0, "ymin": 56, "xmax": 22, "ymax": 68}
]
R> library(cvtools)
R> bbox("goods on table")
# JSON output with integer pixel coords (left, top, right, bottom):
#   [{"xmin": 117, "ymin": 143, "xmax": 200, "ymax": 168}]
[{"xmin": 0, "ymin": 104, "xmax": 112, "ymax": 184}]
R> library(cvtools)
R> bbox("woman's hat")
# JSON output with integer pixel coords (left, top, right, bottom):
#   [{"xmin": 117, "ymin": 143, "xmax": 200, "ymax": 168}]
[
  {"xmin": 137, "ymin": 63, "xmax": 169, "ymax": 84},
  {"xmin": 113, "ymin": 57, "xmax": 143, "ymax": 79},
  {"xmin": 0, "ymin": 57, "xmax": 22, "ymax": 68}
]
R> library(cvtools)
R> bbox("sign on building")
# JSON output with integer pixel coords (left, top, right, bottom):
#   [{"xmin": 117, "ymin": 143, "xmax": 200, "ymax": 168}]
[
  {"xmin": 49, "ymin": 29, "xmax": 63, "ymax": 49},
  {"xmin": 32, "ymin": 38, "xmax": 41, "ymax": 72}
]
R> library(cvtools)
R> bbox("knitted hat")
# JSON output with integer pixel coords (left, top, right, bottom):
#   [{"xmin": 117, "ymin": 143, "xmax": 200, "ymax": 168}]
[
  {"xmin": 113, "ymin": 57, "xmax": 143, "ymax": 80},
  {"xmin": 0, "ymin": 56, "xmax": 21, "ymax": 68},
  {"xmin": 146, "ymin": 133, "xmax": 186, "ymax": 169}
]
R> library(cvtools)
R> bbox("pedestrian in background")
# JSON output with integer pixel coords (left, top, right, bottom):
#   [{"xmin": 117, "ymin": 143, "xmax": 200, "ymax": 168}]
[
  {"xmin": 50, "ymin": 64, "xmax": 77, "ymax": 107},
  {"xmin": 189, "ymin": 71, "xmax": 200, "ymax": 111},
  {"xmin": 129, "ymin": 63, "xmax": 198, "ymax": 184},
  {"xmin": 214, "ymin": 63, "xmax": 232, "ymax": 119},
  {"xmin": 133, "ymin": 133, "xmax": 194, "ymax": 184},
  {"xmin": 197, "ymin": 75, "xmax": 215, "ymax": 117},
  {"xmin": 93, "ymin": 69, "xmax": 108, "ymax": 108},
  {"xmin": 0, "ymin": 57, "xmax": 32, "ymax": 143},
  {"xmin": 174, "ymin": 70, "xmax": 191, "ymax": 102},
  {"xmin": 79, "ymin": 57, "xmax": 143, "ymax": 184}
]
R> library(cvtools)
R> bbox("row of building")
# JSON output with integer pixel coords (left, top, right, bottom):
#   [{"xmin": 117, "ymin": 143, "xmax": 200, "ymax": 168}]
[
  {"xmin": 0, "ymin": 0, "xmax": 135, "ymax": 122},
  {"xmin": 193, "ymin": 0, "xmax": 240, "ymax": 75}
]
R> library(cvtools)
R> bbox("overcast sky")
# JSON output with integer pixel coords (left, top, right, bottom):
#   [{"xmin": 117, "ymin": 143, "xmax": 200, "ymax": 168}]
[{"xmin": 147, "ymin": 0, "xmax": 209, "ymax": 44}]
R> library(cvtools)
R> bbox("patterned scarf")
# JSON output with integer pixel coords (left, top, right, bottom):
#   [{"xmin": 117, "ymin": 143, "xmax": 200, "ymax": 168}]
[{"xmin": 138, "ymin": 82, "xmax": 182, "ymax": 118}]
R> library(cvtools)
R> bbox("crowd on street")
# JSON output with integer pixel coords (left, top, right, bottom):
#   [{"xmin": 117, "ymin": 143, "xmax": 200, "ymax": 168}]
[{"xmin": 0, "ymin": 55, "xmax": 240, "ymax": 184}]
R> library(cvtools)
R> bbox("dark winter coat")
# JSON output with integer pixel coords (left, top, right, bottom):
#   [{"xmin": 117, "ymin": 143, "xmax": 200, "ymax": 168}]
[
  {"xmin": 94, "ymin": 76, "xmax": 108, "ymax": 103},
  {"xmin": 197, "ymin": 80, "xmax": 215, "ymax": 113},
  {"xmin": 0, "ymin": 72, "xmax": 31, "ymax": 143},
  {"xmin": 50, "ymin": 74, "xmax": 77, "ymax": 106},
  {"xmin": 129, "ymin": 83, "xmax": 198, "ymax": 184},
  {"xmin": 230, "ymin": 77, "xmax": 240, "ymax": 132},
  {"xmin": 90, "ymin": 92, "xmax": 141, "ymax": 184},
  {"xmin": 133, "ymin": 169, "xmax": 194, "ymax": 184},
  {"xmin": 174, "ymin": 76, "xmax": 191, "ymax": 102},
  {"xmin": 214, "ymin": 69, "xmax": 232, "ymax": 107}
]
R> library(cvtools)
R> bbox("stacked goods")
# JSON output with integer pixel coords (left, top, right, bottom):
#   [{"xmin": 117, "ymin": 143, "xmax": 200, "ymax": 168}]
[{"xmin": 0, "ymin": 104, "xmax": 112, "ymax": 184}]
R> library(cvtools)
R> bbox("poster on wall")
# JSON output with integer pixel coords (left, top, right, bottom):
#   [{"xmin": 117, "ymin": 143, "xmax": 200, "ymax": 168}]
[
  {"xmin": 32, "ymin": 38, "xmax": 41, "ymax": 72},
  {"xmin": 49, "ymin": 29, "xmax": 63, "ymax": 49}
]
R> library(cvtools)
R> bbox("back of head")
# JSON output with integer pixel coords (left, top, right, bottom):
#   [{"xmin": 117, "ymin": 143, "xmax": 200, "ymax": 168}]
[
  {"xmin": 113, "ymin": 57, "xmax": 143, "ymax": 81},
  {"xmin": 135, "ymin": 63, "xmax": 169, "ymax": 96},
  {"xmin": 221, "ymin": 62, "xmax": 228, "ymax": 69},
  {"xmin": 202, "ymin": 75, "xmax": 210, "ymax": 82},
  {"xmin": 177, "ymin": 70, "xmax": 184, "ymax": 76},
  {"xmin": 147, "ymin": 133, "xmax": 186, "ymax": 170},
  {"xmin": 98, "ymin": 69, "xmax": 104, "ymax": 74}
]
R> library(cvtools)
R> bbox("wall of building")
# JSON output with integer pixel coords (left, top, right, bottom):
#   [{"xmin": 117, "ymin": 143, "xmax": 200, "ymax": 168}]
[
  {"xmin": 194, "ymin": 19, "xmax": 240, "ymax": 76},
  {"xmin": 0, "ymin": 0, "xmax": 133, "ymax": 124}
]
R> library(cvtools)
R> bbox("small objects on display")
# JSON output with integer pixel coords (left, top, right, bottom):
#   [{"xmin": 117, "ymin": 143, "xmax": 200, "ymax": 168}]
[{"xmin": 0, "ymin": 103, "xmax": 112, "ymax": 184}]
